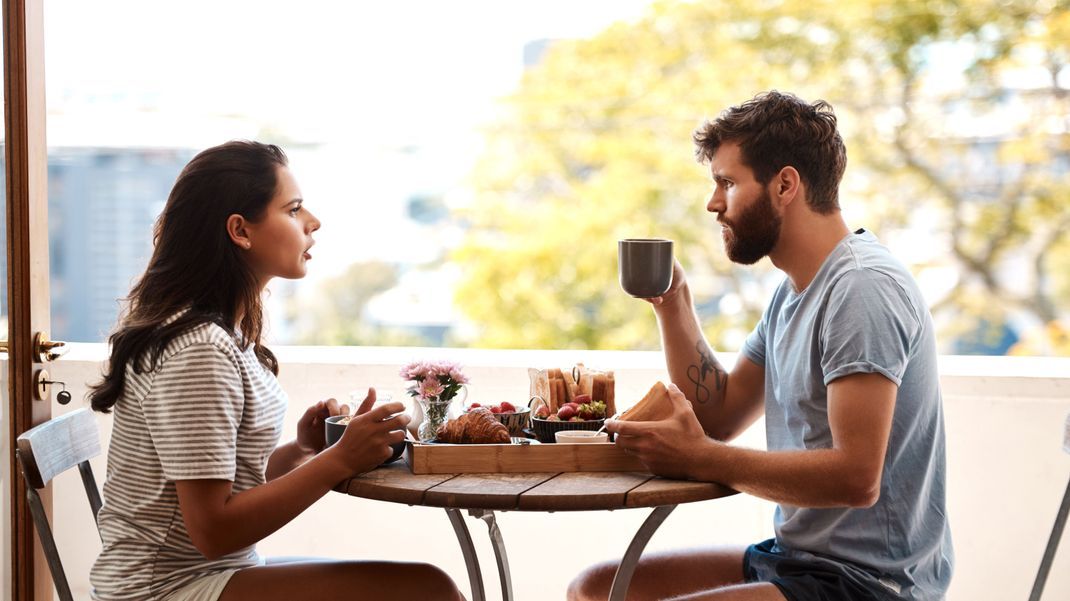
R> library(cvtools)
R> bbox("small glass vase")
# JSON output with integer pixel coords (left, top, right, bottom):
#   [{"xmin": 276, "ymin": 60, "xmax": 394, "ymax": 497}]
[{"xmin": 416, "ymin": 385, "xmax": 467, "ymax": 442}]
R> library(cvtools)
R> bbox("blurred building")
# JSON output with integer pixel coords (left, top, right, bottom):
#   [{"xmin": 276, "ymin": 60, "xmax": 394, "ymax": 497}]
[{"xmin": 47, "ymin": 147, "xmax": 194, "ymax": 342}]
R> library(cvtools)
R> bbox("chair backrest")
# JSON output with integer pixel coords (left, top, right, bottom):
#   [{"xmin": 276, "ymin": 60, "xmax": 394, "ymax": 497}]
[{"xmin": 15, "ymin": 408, "xmax": 103, "ymax": 601}]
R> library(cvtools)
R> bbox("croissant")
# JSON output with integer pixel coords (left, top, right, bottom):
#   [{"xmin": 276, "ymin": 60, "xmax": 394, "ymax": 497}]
[{"xmin": 437, "ymin": 408, "xmax": 511, "ymax": 444}]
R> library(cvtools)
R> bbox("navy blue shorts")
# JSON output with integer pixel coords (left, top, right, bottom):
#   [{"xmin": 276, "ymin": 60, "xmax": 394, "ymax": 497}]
[{"xmin": 743, "ymin": 539, "xmax": 902, "ymax": 601}]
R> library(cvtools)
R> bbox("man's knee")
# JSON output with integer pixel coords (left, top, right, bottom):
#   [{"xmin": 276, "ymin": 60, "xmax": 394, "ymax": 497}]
[{"xmin": 567, "ymin": 559, "xmax": 619, "ymax": 601}]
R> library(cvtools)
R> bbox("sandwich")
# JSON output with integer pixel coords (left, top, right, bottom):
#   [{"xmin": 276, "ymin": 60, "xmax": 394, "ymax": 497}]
[{"xmin": 618, "ymin": 381, "xmax": 673, "ymax": 422}]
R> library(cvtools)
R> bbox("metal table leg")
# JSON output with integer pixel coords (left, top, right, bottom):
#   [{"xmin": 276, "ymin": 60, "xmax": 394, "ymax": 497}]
[
  {"xmin": 608, "ymin": 505, "xmax": 677, "ymax": 601},
  {"xmin": 446, "ymin": 508, "xmax": 486, "ymax": 601},
  {"xmin": 470, "ymin": 509, "xmax": 514, "ymax": 601},
  {"xmin": 1029, "ymin": 475, "xmax": 1070, "ymax": 601}
]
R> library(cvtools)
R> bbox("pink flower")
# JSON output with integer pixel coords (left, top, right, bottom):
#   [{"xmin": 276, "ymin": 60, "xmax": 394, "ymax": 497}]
[
  {"xmin": 448, "ymin": 367, "xmax": 469, "ymax": 384},
  {"xmin": 419, "ymin": 378, "xmax": 445, "ymax": 400}
]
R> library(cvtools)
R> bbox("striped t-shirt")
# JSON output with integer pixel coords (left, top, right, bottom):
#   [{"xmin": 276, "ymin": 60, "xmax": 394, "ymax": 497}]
[{"xmin": 90, "ymin": 320, "xmax": 287, "ymax": 600}]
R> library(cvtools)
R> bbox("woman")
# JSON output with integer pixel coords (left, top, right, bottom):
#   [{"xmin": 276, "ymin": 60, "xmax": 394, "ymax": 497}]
[{"xmin": 89, "ymin": 141, "xmax": 463, "ymax": 601}]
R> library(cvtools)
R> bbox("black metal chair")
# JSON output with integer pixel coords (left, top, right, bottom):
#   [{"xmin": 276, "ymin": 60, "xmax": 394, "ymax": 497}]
[
  {"xmin": 15, "ymin": 408, "xmax": 103, "ymax": 601},
  {"xmin": 1028, "ymin": 412, "xmax": 1070, "ymax": 601}
]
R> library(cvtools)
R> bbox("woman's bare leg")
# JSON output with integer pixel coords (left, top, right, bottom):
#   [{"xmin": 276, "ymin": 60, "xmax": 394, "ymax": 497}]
[
  {"xmin": 568, "ymin": 546, "xmax": 749, "ymax": 601},
  {"xmin": 218, "ymin": 559, "xmax": 464, "ymax": 601}
]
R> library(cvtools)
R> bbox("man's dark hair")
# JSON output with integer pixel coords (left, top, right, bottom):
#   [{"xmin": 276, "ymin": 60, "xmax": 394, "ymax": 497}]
[{"xmin": 693, "ymin": 90, "xmax": 846, "ymax": 214}]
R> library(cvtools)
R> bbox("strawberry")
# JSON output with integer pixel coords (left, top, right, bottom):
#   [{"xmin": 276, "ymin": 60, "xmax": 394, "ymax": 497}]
[
  {"xmin": 557, "ymin": 405, "xmax": 577, "ymax": 420},
  {"xmin": 534, "ymin": 406, "xmax": 550, "ymax": 419},
  {"xmin": 469, "ymin": 403, "xmax": 481, "ymax": 409},
  {"xmin": 500, "ymin": 401, "xmax": 516, "ymax": 413},
  {"xmin": 573, "ymin": 394, "xmax": 592, "ymax": 404},
  {"xmin": 490, "ymin": 406, "xmax": 502, "ymax": 414}
]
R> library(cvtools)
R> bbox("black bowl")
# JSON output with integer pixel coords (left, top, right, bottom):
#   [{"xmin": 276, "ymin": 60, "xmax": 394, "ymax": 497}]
[
  {"xmin": 325, "ymin": 414, "xmax": 405, "ymax": 465},
  {"xmin": 530, "ymin": 416, "xmax": 605, "ymax": 443}
]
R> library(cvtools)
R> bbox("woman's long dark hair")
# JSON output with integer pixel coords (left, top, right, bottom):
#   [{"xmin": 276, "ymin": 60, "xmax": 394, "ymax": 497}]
[{"xmin": 90, "ymin": 140, "xmax": 285, "ymax": 413}]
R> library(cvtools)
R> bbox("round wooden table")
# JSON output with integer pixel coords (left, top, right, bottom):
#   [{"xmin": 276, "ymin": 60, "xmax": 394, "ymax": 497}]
[{"xmin": 335, "ymin": 462, "xmax": 736, "ymax": 601}]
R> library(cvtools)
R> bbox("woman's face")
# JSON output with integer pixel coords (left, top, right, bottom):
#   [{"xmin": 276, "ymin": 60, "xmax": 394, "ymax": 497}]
[{"xmin": 243, "ymin": 165, "xmax": 321, "ymax": 288}]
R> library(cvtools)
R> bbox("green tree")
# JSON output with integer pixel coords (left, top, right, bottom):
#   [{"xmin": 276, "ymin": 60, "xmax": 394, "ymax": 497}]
[
  {"xmin": 454, "ymin": 0, "xmax": 1070, "ymax": 354},
  {"xmin": 287, "ymin": 261, "xmax": 431, "ymax": 347}
]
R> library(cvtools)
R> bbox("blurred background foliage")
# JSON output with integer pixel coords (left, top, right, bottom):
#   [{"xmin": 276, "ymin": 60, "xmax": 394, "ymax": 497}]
[{"xmin": 451, "ymin": 0, "xmax": 1070, "ymax": 354}]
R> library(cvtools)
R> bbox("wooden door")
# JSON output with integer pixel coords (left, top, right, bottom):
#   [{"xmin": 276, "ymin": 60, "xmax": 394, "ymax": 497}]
[{"xmin": 4, "ymin": 0, "xmax": 52, "ymax": 599}]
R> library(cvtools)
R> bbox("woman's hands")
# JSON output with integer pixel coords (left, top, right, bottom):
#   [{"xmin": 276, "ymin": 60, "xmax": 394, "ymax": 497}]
[
  {"xmin": 322, "ymin": 387, "xmax": 410, "ymax": 476},
  {"xmin": 296, "ymin": 397, "xmax": 348, "ymax": 455}
]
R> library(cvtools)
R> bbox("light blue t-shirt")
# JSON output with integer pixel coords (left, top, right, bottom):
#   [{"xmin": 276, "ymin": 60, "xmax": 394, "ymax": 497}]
[{"xmin": 740, "ymin": 229, "xmax": 954, "ymax": 600}]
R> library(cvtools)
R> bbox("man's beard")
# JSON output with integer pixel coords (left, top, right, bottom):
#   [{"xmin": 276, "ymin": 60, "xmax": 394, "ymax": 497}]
[{"xmin": 720, "ymin": 187, "xmax": 782, "ymax": 265}]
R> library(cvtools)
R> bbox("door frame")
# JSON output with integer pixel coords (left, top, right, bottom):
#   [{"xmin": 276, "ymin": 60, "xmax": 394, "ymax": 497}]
[{"xmin": 4, "ymin": 0, "xmax": 52, "ymax": 599}]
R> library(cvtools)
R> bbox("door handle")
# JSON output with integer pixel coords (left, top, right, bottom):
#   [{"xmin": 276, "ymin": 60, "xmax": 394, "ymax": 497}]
[
  {"xmin": 33, "ymin": 332, "xmax": 68, "ymax": 363},
  {"xmin": 0, "ymin": 334, "xmax": 68, "ymax": 362}
]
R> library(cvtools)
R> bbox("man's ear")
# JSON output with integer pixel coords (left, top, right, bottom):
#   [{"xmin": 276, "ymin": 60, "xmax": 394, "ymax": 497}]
[
  {"xmin": 226, "ymin": 214, "xmax": 252, "ymax": 250},
  {"xmin": 774, "ymin": 166, "xmax": 802, "ymax": 207}
]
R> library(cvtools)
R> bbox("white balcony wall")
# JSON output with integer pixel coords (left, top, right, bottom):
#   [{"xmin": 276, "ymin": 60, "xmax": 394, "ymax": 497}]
[{"xmin": 43, "ymin": 345, "xmax": 1070, "ymax": 600}]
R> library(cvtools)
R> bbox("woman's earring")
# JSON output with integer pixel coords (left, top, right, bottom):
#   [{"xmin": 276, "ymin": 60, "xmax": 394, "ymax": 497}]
[{"xmin": 243, "ymin": 242, "xmax": 251, "ymax": 250}]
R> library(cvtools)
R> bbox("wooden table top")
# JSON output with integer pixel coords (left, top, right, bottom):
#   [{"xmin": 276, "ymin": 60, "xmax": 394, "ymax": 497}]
[{"xmin": 336, "ymin": 462, "xmax": 737, "ymax": 512}]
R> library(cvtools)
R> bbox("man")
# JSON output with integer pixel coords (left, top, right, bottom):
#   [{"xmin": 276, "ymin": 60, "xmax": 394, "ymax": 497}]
[{"xmin": 569, "ymin": 91, "xmax": 953, "ymax": 601}]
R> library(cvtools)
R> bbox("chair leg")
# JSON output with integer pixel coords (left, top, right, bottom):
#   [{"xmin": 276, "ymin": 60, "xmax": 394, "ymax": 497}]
[
  {"xmin": 1029, "ymin": 475, "xmax": 1070, "ymax": 601},
  {"xmin": 25, "ymin": 487, "xmax": 75, "ymax": 601}
]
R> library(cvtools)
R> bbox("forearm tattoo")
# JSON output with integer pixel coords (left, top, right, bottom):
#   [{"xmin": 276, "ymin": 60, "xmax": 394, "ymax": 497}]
[{"xmin": 686, "ymin": 340, "xmax": 725, "ymax": 405}]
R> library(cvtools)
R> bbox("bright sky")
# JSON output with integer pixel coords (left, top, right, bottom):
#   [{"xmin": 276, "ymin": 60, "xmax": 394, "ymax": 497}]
[
  {"xmin": 43, "ymin": 0, "xmax": 659, "ymax": 324},
  {"xmin": 45, "ymin": 0, "xmax": 655, "ymax": 148}
]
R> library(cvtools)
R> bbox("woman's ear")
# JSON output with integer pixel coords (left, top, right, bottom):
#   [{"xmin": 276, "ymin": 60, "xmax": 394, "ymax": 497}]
[{"xmin": 226, "ymin": 214, "xmax": 252, "ymax": 250}]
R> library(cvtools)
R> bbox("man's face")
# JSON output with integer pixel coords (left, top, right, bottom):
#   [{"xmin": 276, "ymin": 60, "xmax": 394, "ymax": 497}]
[{"xmin": 706, "ymin": 142, "xmax": 782, "ymax": 265}]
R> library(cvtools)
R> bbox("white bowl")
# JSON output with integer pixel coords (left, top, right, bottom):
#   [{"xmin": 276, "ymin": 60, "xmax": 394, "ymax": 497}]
[{"xmin": 554, "ymin": 430, "xmax": 609, "ymax": 444}]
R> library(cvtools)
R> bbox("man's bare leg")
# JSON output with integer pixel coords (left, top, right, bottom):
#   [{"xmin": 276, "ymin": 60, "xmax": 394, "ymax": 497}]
[
  {"xmin": 667, "ymin": 583, "xmax": 786, "ymax": 600},
  {"xmin": 567, "ymin": 546, "xmax": 750, "ymax": 601}
]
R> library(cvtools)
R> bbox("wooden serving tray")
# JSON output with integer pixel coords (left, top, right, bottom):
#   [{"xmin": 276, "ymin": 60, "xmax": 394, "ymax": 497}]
[{"xmin": 405, "ymin": 441, "xmax": 647, "ymax": 475}]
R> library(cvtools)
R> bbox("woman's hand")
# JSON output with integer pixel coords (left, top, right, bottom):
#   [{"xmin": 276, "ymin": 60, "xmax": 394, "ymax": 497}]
[
  {"xmin": 324, "ymin": 388, "xmax": 410, "ymax": 475},
  {"xmin": 296, "ymin": 397, "xmax": 347, "ymax": 455}
]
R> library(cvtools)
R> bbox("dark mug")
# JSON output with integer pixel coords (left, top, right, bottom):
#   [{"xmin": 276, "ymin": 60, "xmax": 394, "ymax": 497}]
[
  {"xmin": 325, "ymin": 414, "xmax": 406, "ymax": 465},
  {"xmin": 618, "ymin": 238, "xmax": 673, "ymax": 298}
]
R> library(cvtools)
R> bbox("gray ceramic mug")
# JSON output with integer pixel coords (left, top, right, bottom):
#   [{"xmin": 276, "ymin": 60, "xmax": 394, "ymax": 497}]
[{"xmin": 618, "ymin": 238, "xmax": 673, "ymax": 298}]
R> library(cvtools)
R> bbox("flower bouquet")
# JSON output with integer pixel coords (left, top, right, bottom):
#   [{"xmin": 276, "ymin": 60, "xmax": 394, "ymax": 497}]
[{"xmin": 401, "ymin": 360, "xmax": 470, "ymax": 441}]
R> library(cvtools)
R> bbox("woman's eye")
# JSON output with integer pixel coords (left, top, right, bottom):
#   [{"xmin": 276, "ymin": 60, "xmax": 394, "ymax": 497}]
[{"xmin": 290, "ymin": 206, "xmax": 302, "ymax": 215}]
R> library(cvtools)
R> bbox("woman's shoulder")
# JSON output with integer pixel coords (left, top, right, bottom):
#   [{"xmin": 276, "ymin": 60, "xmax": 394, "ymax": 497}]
[{"xmin": 156, "ymin": 319, "xmax": 244, "ymax": 368}]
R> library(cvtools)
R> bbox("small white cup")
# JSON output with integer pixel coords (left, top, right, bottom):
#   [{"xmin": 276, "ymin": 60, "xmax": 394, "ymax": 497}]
[{"xmin": 555, "ymin": 430, "xmax": 609, "ymax": 444}]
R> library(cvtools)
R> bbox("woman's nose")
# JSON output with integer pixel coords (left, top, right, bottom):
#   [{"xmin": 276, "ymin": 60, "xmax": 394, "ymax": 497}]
[{"xmin": 306, "ymin": 210, "xmax": 321, "ymax": 233}]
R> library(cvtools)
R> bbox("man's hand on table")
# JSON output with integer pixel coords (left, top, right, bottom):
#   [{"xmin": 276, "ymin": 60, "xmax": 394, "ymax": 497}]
[{"xmin": 607, "ymin": 382, "xmax": 716, "ymax": 480}]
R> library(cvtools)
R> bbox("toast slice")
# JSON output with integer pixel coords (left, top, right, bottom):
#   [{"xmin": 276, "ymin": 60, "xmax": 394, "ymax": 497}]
[{"xmin": 619, "ymin": 381, "xmax": 673, "ymax": 422}]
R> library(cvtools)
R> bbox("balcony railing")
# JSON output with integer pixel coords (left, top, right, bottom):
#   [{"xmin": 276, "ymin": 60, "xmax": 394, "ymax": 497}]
[{"xmin": 45, "ymin": 344, "xmax": 1070, "ymax": 600}]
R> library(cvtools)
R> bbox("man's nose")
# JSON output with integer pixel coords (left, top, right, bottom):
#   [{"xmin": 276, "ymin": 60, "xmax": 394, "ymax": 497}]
[{"xmin": 706, "ymin": 191, "xmax": 724, "ymax": 214}]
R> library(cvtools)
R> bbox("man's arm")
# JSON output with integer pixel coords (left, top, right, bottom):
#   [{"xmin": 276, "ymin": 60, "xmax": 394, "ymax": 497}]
[
  {"xmin": 652, "ymin": 261, "xmax": 764, "ymax": 441},
  {"xmin": 611, "ymin": 373, "xmax": 897, "ymax": 507},
  {"xmin": 693, "ymin": 372, "xmax": 897, "ymax": 506}
]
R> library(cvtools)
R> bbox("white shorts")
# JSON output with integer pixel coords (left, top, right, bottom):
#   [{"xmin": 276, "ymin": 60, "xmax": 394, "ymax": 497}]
[{"xmin": 162, "ymin": 569, "xmax": 238, "ymax": 601}]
